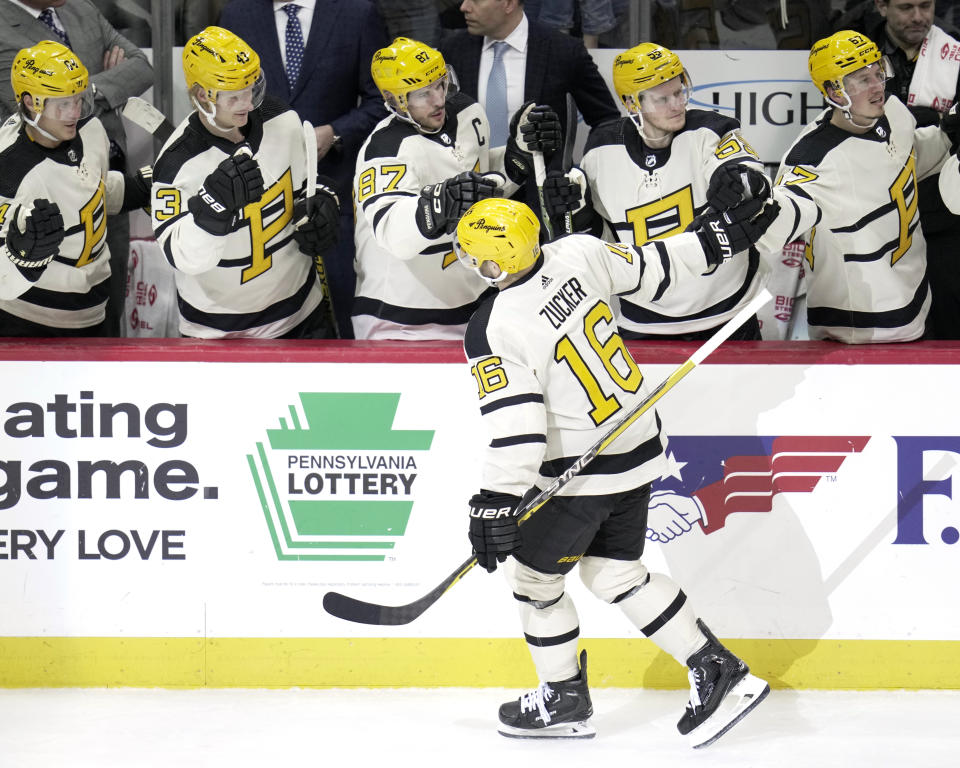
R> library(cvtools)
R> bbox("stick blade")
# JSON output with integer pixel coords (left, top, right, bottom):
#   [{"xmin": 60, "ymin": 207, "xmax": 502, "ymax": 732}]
[
  {"xmin": 322, "ymin": 591, "xmax": 421, "ymax": 626},
  {"xmin": 322, "ymin": 554, "xmax": 479, "ymax": 626}
]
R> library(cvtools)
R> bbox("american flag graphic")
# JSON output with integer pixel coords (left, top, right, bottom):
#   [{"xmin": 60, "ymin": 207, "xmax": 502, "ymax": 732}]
[{"xmin": 653, "ymin": 436, "xmax": 870, "ymax": 535}]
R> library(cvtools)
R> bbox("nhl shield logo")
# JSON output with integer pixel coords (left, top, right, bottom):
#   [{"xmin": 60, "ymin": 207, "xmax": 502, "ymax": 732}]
[
  {"xmin": 645, "ymin": 155, "xmax": 657, "ymax": 168},
  {"xmin": 67, "ymin": 148, "xmax": 78, "ymax": 162},
  {"xmin": 440, "ymin": 132, "xmax": 452, "ymax": 145},
  {"xmin": 875, "ymin": 125, "xmax": 886, "ymax": 139}
]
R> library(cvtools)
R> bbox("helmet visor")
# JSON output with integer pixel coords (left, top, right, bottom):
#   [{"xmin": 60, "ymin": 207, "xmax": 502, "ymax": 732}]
[
  {"xmin": 215, "ymin": 70, "xmax": 266, "ymax": 111},
  {"xmin": 452, "ymin": 233, "xmax": 508, "ymax": 284},
  {"xmin": 406, "ymin": 74, "xmax": 456, "ymax": 110},
  {"xmin": 637, "ymin": 74, "xmax": 691, "ymax": 115},
  {"xmin": 42, "ymin": 87, "xmax": 94, "ymax": 121},
  {"xmin": 841, "ymin": 61, "xmax": 889, "ymax": 97}
]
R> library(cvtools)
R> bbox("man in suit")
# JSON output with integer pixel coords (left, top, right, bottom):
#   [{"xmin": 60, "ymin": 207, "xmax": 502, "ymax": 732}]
[
  {"xmin": 0, "ymin": 0, "xmax": 153, "ymax": 336},
  {"xmin": 219, "ymin": 0, "xmax": 388, "ymax": 338},
  {"xmin": 439, "ymin": 0, "xmax": 619, "ymax": 227}
]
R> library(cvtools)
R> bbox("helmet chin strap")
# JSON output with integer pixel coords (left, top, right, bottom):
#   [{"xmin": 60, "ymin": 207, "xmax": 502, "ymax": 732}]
[
  {"xmin": 19, "ymin": 103, "xmax": 61, "ymax": 144},
  {"xmin": 385, "ymin": 100, "xmax": 444, "ymax": 135},
  {"xmin": 827, "ymin": 89, "xmax": 879, "ymax": 129},
  {"xmin": 192, "ymin": 94, "xmax": 243, "ymax": 137},
  {"xmin": 627, "ymin": 110, "xmax": 672, "ymax": 148}
]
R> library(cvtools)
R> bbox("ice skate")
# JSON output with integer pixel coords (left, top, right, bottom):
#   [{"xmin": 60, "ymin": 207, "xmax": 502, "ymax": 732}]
[
  {"xmin": 677, "ymin": 620, "xmax": 769, "ymax": 748},
  {"xmin": 497, "ymin": 649, "xmax": 596, "ymax": 739}
]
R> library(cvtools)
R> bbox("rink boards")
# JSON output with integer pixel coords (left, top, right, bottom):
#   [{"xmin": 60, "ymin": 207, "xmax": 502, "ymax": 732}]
[{"xmin": 0, "ymin": 339, "xmax": 958, "ymax": 689}]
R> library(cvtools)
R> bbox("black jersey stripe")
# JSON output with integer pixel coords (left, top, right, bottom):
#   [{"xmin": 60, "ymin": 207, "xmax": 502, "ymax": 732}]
[
  {"xmin": 371, "ymin": 200, "xmax": 396, "ymax": 233},
  {"xmin": 52, "ymin": 240, "xmax": 106, "ymax": 267},
  {"xmin": 619, "ymin": 249, "xmax": 760, "ymax": 325},
  {"xmin": 842, "ymin": 219, "xmax": 919, "ymax": 263},
  {"xmin": 19, "ymin": 275, "xmax": 110, "ymax": 311},
  {"xmin": 539, "ymin": 415, "xmax": 662, "ymax": 479},
  {"xmin": 480, "ymin": 393, "xmax": 545, "ymax": 415},
  {"xmin": 831, "ymin": 200, "xmax": 898, "ymax": 233},
  {"xmin": 177, "ymin": 266, "xmax": 315, "ymax": 333},
  {"xmin": 361, "ymin": 189, "xmax": 415, "ymax": 213},
  {"xmin": 491, "ymin": 433, "xmax": 547, "ymax": 448},
  {"xmin": 216, "ymin": 233, "xmax": 296, "ymax": 267},
  {"xmin": 807, "ymin": 275, "xmax": 928, "ymax": 329},
  {"xmin": 651, "ymin": 240, "xmax": 671, "ymax": 302},
  {"xmin": 153, "ymin": 210, "xmax": 189, "ymax": 238},
  {"xmin": 352, "ymin": 292, "xmax": 491, "ymax": 327}
]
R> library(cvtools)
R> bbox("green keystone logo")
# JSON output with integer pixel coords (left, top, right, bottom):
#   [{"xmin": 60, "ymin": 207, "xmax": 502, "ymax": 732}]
[{"xmin": 247, "ymin": 393, "xmax": 434, "ymax": 561}]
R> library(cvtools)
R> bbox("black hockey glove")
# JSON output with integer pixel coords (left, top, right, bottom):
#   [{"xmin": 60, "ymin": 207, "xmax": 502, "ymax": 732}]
[
  {"xmin": 122, "ymin": 165, "xmax": 153, "ymax": 213},
  {"xmin": 188, "ymin": 150, "xmax": 264, "ymax": 234},
  {"xmin": 695, "ymin": 197, "xmax": 780, "ymax": 270},
  {"xmin": 4, "ymin": 199, "xmax": 64, "ymax": 280},
  {"xmin": 503, "ymin": 102, "xmax": 560, "ymax": 184},
  {"xmin": 941, "ymin": 105, "xmax": 960, "ymax": 154},
  {"xmin": 513, "ymin": 102, "xmax": 562, "ymax": 154},
  {"xmin": 468, "ymin": 491, "xmax": 523, "ymax": 573},
  {"xmin": 542, "ymin": 169, "xmax": 586, "ymax": 218},
  {"xmin": 706, "ymin": 164, "xmax": 772, "ymax": 211},
  {"xmin": 415, "ymin": 171, "xmax": 499, "ymax": 238},
  {"xmin": 293, "ymin": 181, "xmax": 341, "ymax": 257}
]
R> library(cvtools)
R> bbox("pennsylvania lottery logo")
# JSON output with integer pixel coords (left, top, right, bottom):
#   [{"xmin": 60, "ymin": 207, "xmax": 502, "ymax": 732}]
[{"xmin": 247, "ymin": 393, "xmax": 434, "ymax": 561}]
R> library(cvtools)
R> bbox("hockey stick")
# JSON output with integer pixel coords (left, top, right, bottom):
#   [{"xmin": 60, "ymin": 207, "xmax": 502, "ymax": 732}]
[
  {"xmin": 122, "ymin": 96, "xmax": 175, "ymax": 144},
  {"xmin": 298, "ymin": 120, "xmax": 340, "ymax": 338},
  {"xmin": 322, "ymin": 287, "xmax": 773, "ymax": 626},
  {"xmin": 561, "ymin": 94, "xmax": 578, "ymax": 234},
  {"xmin": 532, "ymin": 150, "xmax": 555, "ymax": 241}
]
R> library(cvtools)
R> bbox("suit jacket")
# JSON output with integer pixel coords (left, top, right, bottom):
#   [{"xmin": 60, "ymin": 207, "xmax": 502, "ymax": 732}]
[
  {"xmin": 440, "ymin": 19, "xmax": 619, "ymax": 223},
  {"xmin": 440, "ymin": 18, "xmax": 619, "ymax": 151},
  {"xmin": 219, "ymin": 0, "xmax": 388, "ymax": 202},
  {"xmin": 0, "ymin": 0, "xmax": 153, "ymax": 158}
]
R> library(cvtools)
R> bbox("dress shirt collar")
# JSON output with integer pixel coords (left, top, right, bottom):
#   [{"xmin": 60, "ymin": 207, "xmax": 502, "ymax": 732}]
[{"xmin": 483, "ymin": 12, "xmax": 528, "ymax": 54}]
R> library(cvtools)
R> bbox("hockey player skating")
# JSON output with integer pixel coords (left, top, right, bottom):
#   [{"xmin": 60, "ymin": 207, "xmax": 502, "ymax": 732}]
[
  {"xmin": 455, "ymin": 195, "xmax": 778, "ymax": 747},
  {"xmin": 0, "ymin": 41, "xmax": 150, "ymax": 336},
  {"xmin": 352, "ymin": 37, "xmax": 558, "ymax": 340},
  {"xmin": 754, "ymin": 30, "xmax": 960, "ymax": 343},
  {"xmin": 151, "ymin": 26, "xmax": 340, "ymax": 339},
  {"xmin": 541, "ymin": 43, "xmax": 770, "ymax": 340}
]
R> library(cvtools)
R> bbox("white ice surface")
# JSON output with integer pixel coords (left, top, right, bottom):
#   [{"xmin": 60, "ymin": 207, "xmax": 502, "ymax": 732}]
[{"xmin": 1, "ymin": 688, "xmax": 958, "ymax": 767}]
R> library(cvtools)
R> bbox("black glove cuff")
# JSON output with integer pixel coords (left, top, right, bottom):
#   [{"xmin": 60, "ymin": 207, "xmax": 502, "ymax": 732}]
[{"xmin": 188, "ymin": 193, "xmax": 238, "ymax": 235}]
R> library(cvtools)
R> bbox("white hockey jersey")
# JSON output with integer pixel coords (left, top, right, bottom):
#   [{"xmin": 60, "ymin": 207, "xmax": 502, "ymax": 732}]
[
  {"xmin": 757, "ymin": 97, "xmax": 953, "ymax": 343},
  {"xmin": 152, "ymin": 97, "xmax": 321, "ymax": 338},
  {"xmin": 0, "ymin": 115, "xmax": 124, "ymax": 329},
  {"xmin": 352, "ymin": 93, "xmax": 504, "ymax": 340},
  {"xmin": 580, "ymin": 110, "xmax": 766, "ymax": 337},
  {"xmin": 464, "ymin": 232, "xmax": 718, "ymax": 498}
]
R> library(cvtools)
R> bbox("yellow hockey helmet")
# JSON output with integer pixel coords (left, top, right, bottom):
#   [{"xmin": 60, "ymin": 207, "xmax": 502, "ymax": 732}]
[
  {"xmin": 613, "ymin": 42, "xmax": 688, "ymax": 113},
  {"xmin": 808, "ymin": 30, "xmax": 882, "ymax": 104},
  {"xmin": 11, "ymin": 40, "xmax": 89, "ymax": 115},
  {"xmin": 183, "ymin": 26, "xmax": 263, "ymax": 102},
  {"xmin": 455, "ymin": 198, "xmax": 541, "ymax": 283},
  {"xmin": 371, "ymin": 37, "xmax": 448, "ymax": 112}
]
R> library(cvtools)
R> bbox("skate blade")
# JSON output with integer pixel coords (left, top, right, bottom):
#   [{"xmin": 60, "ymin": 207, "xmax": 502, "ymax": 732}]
[
  {"xmin": 688, "ymin": 673, "xmax": 770, "ymax": 749},
  {"xmin": 498, "ymin": 720, "xmax": 596, "ymax": 739}
]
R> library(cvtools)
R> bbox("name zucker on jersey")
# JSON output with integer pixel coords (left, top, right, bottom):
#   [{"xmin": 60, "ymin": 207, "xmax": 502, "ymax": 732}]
[{"xmin": 538, "ymin": 277, "xmax": 588, "ymax": 329}]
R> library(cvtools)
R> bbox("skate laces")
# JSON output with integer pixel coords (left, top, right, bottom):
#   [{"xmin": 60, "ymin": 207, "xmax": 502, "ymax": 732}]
[
  {"xmin": 686, "ymin": 663, "xmax": 716, "ymax": 714},
  {"xmin": 519, "ymin": 683, "xmax": 556, "ymax": 724}
]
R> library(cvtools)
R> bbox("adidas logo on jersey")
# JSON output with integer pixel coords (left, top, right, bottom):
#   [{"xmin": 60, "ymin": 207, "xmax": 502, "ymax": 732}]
[{"xmin": 541, "ymin": 275, "xmax": 554, "ymax": 289}]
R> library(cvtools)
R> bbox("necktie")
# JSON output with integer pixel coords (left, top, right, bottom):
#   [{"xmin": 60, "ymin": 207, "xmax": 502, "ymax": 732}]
[
  {"xmin": 486, "ymin": 41, "xmax": 509, "ymax": 147},
  {"xmin": 38, "ymin": 8, "xmax": 71, "ymax": 49},
  {"xmin": 282, "ymin": 4, "xmax": 304, "ymax": 91}
]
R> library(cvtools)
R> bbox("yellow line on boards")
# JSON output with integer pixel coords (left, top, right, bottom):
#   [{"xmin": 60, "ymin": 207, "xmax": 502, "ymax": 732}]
[{"xmin": 1, "ymin": 637, "xmax": 957, "ymax": 690}]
